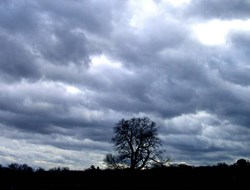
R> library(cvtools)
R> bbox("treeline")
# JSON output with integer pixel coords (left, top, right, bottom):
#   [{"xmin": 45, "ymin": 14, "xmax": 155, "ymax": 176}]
[
  {"xmin": 1, "ymin": 158, "xmax": 250, "ymax": 172},
  {"xmin": 0, "ymin": 158, "xmax": 250, "ymax": 189}
]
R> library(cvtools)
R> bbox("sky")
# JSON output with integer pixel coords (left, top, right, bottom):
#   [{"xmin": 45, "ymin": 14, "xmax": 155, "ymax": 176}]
[{"xmin": 0, "ymin": 0, "xmax": 250, "ymax": 170}]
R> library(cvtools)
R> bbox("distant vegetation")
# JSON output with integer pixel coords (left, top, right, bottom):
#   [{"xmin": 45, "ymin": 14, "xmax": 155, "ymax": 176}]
[{"xmin": 1, "ymin": 159, "xmax": 250, "ymax": 189}]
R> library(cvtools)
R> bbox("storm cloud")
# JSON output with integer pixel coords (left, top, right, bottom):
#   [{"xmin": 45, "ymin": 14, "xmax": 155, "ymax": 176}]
[{"xmin": 0, "ymin": 0, "xmax": 250, "ymax": 169}]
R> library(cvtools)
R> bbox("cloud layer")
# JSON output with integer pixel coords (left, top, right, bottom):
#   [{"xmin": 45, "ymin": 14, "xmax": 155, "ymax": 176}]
[{"xmin": 0, "ymin": 0, "xmax": 250, "ymax": 169}]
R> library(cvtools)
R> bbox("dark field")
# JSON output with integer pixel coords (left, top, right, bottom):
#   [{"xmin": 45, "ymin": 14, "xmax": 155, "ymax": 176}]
[{"xmin": 1, "ymin": 162, "xmax": 250, "ymax": 189}]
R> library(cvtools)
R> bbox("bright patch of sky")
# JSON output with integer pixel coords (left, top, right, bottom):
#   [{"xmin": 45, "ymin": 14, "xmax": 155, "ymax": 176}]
[
  {"xmin": 162, "ymin": 0, "xmax": 191, "ymax": 7},
  {"xmin": 90, "ymin": 54, "xmax": 133, "ymax": 77},
  {"xmin": 192, "ymin": 19, "xmax": 250, "ymax": 46},
  {"xmin": 65, "ymin": 85, "xmax": 82, "ymax": 94},
  {"xmin": 128, "ymin": 0, "xmax": 158, "ymax": 28},
  {"xmin": 90, "ymin": 54, "xmax": 122, "ymax": 69}
]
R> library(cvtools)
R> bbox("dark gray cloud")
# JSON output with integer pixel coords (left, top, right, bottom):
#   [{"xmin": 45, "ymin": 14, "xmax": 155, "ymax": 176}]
[
  {"xmin": 0, "ymin": 0, "xmax": 124, "ymax": 82},
  {"xmin": 108, "ymin": 17, "xmax": 188, "ymax": 66},
  {"xmin": 185, "ymin": 0, "xmax": 250, "ymax": 19},
  {"xmin": 0, "ymin": 0, "xmax": 39, "ymax": 34},
  {"xmin": 0, "ymin": 34, "xmax": 41, "ymax": 81},
  {"xmin": 0, "ymin": 0, "xmax": 250, "ymax": 169}
]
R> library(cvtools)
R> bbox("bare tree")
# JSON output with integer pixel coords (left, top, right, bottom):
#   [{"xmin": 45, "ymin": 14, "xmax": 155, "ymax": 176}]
[{"xmin": 104, "ymin": 117, "xmax": 169, "ymax": 170}]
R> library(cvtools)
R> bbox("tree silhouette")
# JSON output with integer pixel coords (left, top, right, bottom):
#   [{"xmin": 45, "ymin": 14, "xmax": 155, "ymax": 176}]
[
  {"xmin": 235, "ymin": 158, "xmax": 249, "ymax": 168},
  {"xmin": 8, "ymin": 163, "xmax": 33, "ymax": 172},
  {"xmin": 104, "ymin": 117, "xmax": 169, "ymax": 170}
]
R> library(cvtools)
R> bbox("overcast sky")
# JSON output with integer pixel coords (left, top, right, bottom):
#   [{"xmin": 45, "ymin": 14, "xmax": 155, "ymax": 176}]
[{"xmin": 1, "ymin": 0, "xmax": 250, "ymax": 170}]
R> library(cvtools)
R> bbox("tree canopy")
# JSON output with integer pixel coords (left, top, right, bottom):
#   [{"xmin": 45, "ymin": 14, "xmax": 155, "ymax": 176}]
[{"xmin": 104, "ymin": 117, "xmax": 169, "ymax": 169}]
